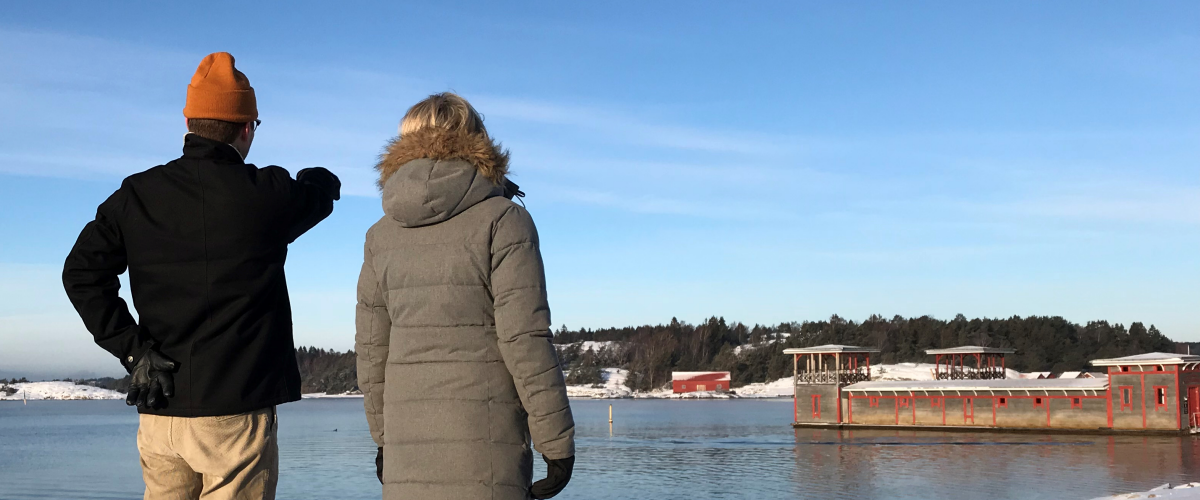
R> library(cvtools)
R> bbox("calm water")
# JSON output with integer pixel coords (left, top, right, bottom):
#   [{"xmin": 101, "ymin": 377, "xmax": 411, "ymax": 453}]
[{"xmin": 1, "ymin": 398, "xmax": 1197, "ymax": 499}]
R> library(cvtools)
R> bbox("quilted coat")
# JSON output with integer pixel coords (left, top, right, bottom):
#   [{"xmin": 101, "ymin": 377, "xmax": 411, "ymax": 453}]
[{"xmin": 356, "ymin": 127, "xmax": 575, "ymax": 500}]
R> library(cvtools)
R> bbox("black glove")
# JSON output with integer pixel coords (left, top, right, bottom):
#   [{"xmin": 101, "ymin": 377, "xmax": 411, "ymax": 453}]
[
  {"xmin": 531, "ymin": 455, "xmax": 574, "ymax": 499},
  {"xmin": 376, "ymin": 447, "xmax": 383, "ymax": 484},
  {"xmin": 297, "ymin": 167, "xmax": 341, "ymax": 201},
  {"xmin": 125, "ymin": 349, "xmax": 177, "ymax": 409}
]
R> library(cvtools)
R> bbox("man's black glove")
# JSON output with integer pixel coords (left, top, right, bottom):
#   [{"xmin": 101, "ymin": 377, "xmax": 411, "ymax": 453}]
[
  {"xmin": 531, "ymin": 455, "xmax": 574, "ymax": 499},
  {"xmin": 125, "ymin": 349, "xmax": 177, "ymax": 409},
  {"xmin": 376, "ymin": 447, "xmax": 383, "ymax": 484},
  {"xmin": 297, "ymin": 167, "xmax": 341, "ymax": 201}
]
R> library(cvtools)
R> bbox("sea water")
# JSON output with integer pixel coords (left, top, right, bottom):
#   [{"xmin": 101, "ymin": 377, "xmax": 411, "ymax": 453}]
[{"xmin": 0, "ymin": 398, "xmax": 1196, "ymax": 499}]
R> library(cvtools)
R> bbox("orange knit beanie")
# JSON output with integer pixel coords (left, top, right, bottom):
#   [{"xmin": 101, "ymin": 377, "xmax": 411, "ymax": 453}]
[{"xmin": 182, "ymin": 52, "xmax": 258, "ymax": 123}]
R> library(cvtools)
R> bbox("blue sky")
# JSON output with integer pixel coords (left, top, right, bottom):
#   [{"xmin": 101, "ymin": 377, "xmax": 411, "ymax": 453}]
[{"xmin": 1, "ymin": 2, "xmax": 1197, "ymax": 378}]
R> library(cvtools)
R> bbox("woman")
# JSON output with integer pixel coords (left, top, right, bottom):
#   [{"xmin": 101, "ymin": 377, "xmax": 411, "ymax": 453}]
[{"xmin": 356, "ymin": 93, "xmax": 576, "ymax": 500}]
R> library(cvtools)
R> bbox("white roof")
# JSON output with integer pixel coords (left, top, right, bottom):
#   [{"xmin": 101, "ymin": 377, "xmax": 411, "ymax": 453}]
[
  {"xmin": 844, "ymin": 378, "xmax": 1107, "ymax": 393},
  {"xmin": 783, "ymin": 344, "xmax": 880, "ymax": 354},
  {"xmin": 670, "ymin": 371, "xmax": 730, "ymax": 379},
  {"xmin": 925, "ymin": 346, "xmax": 1016, "ymax": 355},
  {"xmin": 1057, "ymin": 371, "xmax": 1099, "ymax": 379},
  {"xmin": 1089, "ymin": 352, "xmax": 1200, "ymax": 367}
]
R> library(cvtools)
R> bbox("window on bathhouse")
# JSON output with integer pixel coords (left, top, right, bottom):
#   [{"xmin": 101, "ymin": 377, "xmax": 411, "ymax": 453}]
[
  {"xmin": 1120, "ymin": 387, "xmax": 1133, "ymax": 410},
  {"xmin": 1155, "ymin": 387, "xmax": 1167, "ymax": 410},
  {"xmin": 1155, "ymin": 366, "xmax": 1163, "ymax": 372},
  {"xmin": 1071, "ymin": 397, "xmax": 1082, "ymax": 409},
  {"xmin": 1034, "ymin": 397, "xmax": 1044, "ymax": 408},
  {"xmin": 1121, "ymin": 366, "xmax": 1130, "ymax": 372},
  {"xmin": 869, "ymin": 397, "xmax": 878, "ymax": 407},
  {"xmin": 811, "ymin": 394, "xmax": 821, "ymax": 418},
  {"xmin": 997, "ymin": 397, "xmax": 1008, "ymax": 408}
]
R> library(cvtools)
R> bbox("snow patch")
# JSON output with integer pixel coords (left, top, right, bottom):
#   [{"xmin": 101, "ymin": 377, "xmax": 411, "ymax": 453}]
[
  {"xmin": 0, "ymin": 381, "xmax": 124, "ymax": 401},
  {"xmin": 556, "ymin": 341, "xmax": 621, "ymax": 355},
  {"xmin": 576, "ymin": 341, "xmax": 618, "ymax": 353},
  {"xmin": 873, "ymin": 363, "xmax": 1021, "ymax": 381}
]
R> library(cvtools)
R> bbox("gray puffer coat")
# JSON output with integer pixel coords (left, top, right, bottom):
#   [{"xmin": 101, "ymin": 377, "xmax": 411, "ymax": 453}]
[{"xmin": 356, "ymin": 127, "xmax": 575, "ymax": 500}]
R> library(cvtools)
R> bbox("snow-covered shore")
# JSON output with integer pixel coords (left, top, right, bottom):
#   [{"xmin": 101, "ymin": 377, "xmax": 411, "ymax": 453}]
[
  {"xmin": 0, "ymin": 381, "xmax": 124, "ymax": 401},
  {"xmin": 566, "ymin": 363, "xmax": 1030, "ymax": 399},
  {"xmin": 566, "ymin": 368, "xmax": 740, "ymax": 399},
  {"xmin": 1092, "ymin": 483, "xmax": 1200, "ymax": 499}
]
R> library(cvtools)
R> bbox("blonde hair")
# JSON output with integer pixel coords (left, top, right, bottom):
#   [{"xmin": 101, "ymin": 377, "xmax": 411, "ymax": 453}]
[
  {"xmin": 399, "ymin": 92, "xmax": 487, "ymax": 137},
  {"xmin": 376, "ymin": 92, "xmax": 510, "ymax": 189}
]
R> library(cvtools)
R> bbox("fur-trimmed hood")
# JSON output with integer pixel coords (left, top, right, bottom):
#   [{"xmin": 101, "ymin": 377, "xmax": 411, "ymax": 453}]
[{"xmin": 375, "ymin": 128, "xmax": 509, "ymax": 228}]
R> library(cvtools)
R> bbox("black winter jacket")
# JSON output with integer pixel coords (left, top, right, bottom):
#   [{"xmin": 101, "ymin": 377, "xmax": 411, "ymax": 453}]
[{"xmin": 63, "ymin": 134, "xmax": 337, "ymax": 417}]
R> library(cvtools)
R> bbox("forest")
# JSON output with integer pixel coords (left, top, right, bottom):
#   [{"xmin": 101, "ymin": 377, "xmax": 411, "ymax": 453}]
[
  {"xmin": 553, "ymin": 315, "xmax": 1177, "ymax": 391},
  {"xmin": 63, "ymin": 315, "xmax": 1178, "ymax": 395}
]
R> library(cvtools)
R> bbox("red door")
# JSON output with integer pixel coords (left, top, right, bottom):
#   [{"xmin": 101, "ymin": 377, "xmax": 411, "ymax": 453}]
[
  {"xmin": 1188, "ymin": 386, "xmax": 1199, "ymax": 428},
  {"xmin": 964, "ymin": 398, "xmax": 974, "ymax": 424}
]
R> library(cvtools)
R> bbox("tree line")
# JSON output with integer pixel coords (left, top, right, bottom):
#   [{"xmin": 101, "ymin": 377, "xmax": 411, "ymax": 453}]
[{"xmin": 18, "ymin": 315, "xmax": 1177, "ymax": 395}]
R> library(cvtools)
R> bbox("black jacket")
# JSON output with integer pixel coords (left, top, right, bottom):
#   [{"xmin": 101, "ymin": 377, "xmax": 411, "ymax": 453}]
[{"xmin": 63, "ymin": 134, "xmax": 337, "ymax": 417}]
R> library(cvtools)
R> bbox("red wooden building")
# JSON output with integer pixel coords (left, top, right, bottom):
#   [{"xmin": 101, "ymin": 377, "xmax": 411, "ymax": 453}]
[{"xmin": 672, "ymin": 372, "xmax": 731, "ymax": 393}]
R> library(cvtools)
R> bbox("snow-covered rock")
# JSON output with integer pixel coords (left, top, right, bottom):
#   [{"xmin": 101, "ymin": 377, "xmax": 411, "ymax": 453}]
[
  {"xmin": 567, "ymin": 368, "xmax": 634, "ymax": 399},
  {"xmin": 1091, "ymin": 483, "xmax": 1200, "ymax": 499},
  {"xmin": 0, "ymin": 381, "xmax": 124, "ymax": 401}
]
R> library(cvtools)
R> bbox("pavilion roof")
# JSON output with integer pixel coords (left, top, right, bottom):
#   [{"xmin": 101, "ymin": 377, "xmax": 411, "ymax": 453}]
[
  {"xmin": 783, "ymin": 344, "xmax": 880, "ymax": 354},
  {"xmin": 925, "ymin": 346, "xmax": 1016, "ymax": 355}
]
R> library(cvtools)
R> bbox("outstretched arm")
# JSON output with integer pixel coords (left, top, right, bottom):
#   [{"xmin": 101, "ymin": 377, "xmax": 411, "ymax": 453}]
[
  {"xmin": 490, "ymin": 206, "xmax": 575, "ymax": 460},
  {"xmin": 286, "ymin": 167, "xmax": 340, "ymax": 243}
]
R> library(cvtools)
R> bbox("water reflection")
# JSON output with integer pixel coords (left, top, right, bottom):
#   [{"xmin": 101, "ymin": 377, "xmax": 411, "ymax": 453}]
[
  {"xmin": 788, "ymin": 428, "xmax": 1197, "ymax": 500},
  {"xmin": 571, "ymin": 400, "xmax": 1197, "ymax": 500}
]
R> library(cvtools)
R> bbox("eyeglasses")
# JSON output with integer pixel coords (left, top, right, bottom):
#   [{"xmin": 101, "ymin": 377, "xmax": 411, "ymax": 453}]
[{"xmin": 250, "ymin": 119, "xmax": 262, "ymax": 131}]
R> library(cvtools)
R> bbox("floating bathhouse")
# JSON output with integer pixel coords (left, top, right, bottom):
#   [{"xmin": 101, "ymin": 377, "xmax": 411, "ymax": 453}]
[{"xmin": 785, "ymin": 345, "xmax": 1200, "ymax": 434}]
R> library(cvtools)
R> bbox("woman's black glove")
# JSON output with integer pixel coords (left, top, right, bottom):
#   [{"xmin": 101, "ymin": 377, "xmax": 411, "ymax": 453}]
[
  {"xmin": 125, "ymin": 349, "xmax": 177, "ymax": 409},
  {"xmin": 531, "ymin": 455, "xmax": 574, "ymax": 499},
  {"xmin": 376, "ymin": 447, "xmax": 383, "ymax": 484},
  {"xmin": 297, "ymin": 167, "xmax": 341, "ymax": 201}
]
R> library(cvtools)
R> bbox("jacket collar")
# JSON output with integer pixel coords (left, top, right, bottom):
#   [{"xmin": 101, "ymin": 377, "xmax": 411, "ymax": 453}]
[{"xmin": 182, "ymin": 133, "xmax": 245, "ymax": 164}]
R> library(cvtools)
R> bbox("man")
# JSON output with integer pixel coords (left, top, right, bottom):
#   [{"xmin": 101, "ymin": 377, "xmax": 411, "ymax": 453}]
[{"xmin": 62, "ymin": 52, "xmax": 340, "ymax": 500}]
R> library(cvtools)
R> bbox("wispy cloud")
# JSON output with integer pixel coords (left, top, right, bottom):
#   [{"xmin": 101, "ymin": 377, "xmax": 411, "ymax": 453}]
[{"xmin": 476, "ymin": 96, "xmax": 796, "ymax": 156}]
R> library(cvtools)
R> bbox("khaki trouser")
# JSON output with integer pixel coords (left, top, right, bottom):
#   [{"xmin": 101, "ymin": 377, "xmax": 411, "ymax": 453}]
[{"xmin": 137, "ymin": 407, "xmax": 278, "ymax": 500}]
